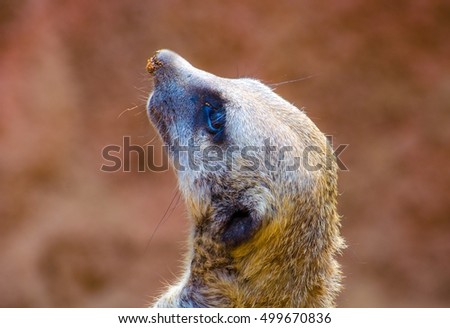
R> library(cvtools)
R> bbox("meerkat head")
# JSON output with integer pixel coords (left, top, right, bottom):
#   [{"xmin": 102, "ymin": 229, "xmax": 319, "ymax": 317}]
[{"xmin": 147, "ymin": 50, "xmax": 344, "ymax": 307}]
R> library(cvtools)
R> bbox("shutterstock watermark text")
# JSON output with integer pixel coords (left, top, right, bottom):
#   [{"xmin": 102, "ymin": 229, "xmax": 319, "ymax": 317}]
[{"xmin": 101, "ymin": 136, "xmax": 348, "ymax": 173}]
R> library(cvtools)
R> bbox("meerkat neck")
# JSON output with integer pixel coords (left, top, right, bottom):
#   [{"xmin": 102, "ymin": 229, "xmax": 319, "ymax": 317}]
[
  {"xmin": 157, "ymin": 202, "xmax": 340, "ymax": 308},
  {"xmin": 228, "ymin": 207, "xmax": 343, "ymax": 307}
]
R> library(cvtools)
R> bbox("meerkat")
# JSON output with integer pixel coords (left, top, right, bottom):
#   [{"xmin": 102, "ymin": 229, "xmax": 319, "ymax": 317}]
[{"xmin": 146, "ymin": 49, "xmax": 345, "ymax": 307}]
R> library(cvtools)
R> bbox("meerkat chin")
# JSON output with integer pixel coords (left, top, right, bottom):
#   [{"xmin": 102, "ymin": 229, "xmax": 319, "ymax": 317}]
[{"xmin": 146, "ymin": 49, "xmax": 345, "ymax": 308}]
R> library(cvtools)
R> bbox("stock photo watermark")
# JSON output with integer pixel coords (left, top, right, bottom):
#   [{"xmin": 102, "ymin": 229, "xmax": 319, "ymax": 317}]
[{"xmin": 101, "ymin": 136, "xmax": 349, "ymax": 173}]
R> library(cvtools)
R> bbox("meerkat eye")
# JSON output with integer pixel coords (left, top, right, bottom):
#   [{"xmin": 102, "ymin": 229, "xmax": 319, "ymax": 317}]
[{"xmin": 203, "ymin": 102, "xmax": 225, "ymax": 134}]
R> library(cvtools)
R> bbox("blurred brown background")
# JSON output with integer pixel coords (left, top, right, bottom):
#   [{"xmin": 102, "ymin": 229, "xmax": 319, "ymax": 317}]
[{"xmin": 1, "ymin": 0, "xmax": 449, "ymax": 307}]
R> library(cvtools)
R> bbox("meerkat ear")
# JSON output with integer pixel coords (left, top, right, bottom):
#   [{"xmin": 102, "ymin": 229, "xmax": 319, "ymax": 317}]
[{"xmin": 221, "ymin": 209, "xmax": 261, "ymax": 248}]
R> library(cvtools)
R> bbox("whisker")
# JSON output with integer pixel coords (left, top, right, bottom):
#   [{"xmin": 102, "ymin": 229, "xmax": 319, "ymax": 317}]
[
  {"xmin": 117, "ymin": 104, "xmax": 142, "ymax": 119},
  {"xmin": 145, "ymin": 189, "xmax": 181, "ymax": 252},
  {"xmin": 134, "ymin": 109, "xmax": 147, "ymax": 116},
  {"xmin": 138, "ymin": 95, "xmax": 150, "ymax": 102},
  {"xmin": 134, "ymin": 85, "xmax": 150, "ymax": 93},
  {"xmin": 268, "ymin": 74, "xmax": 316, "ymax": 88},
  {"xmin": 143, "ymin": 135, "xmax": 159, "ymax": 146}
]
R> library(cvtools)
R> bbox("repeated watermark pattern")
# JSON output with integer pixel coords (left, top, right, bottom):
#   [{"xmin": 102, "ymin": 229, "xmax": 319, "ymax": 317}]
[{"xmin": 101, "ymin": 136, "xmax": 348, "ymax": 173}]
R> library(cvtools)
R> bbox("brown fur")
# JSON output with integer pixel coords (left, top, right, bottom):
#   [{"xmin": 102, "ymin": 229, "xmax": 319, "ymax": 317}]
[{"xmin": 146, "ymin": 49, "xmax": 345, "ymax": 307}]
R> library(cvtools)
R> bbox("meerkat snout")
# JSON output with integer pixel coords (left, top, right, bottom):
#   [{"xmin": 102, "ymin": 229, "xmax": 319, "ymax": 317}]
[{"xmin": 146, "ymin": 49, "xmax": 344, "ymax": 308}]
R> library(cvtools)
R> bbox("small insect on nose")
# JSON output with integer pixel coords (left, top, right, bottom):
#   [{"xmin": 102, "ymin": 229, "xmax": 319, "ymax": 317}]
[
  {"xmin": 146, "ymin": 49, "xmax": 184, "ymax": 75},
  {"xmin": 146, "ymin": 52, "xmax": 163, "ymax": 75}
]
